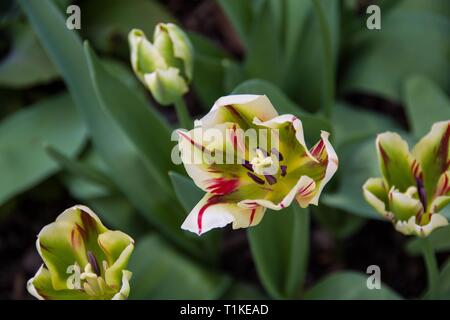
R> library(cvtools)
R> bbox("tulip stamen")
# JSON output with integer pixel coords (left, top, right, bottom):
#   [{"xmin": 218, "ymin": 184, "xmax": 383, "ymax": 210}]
[{"xmin": 247, "ymin": 172, "xmax": 265, "ymax": 185}]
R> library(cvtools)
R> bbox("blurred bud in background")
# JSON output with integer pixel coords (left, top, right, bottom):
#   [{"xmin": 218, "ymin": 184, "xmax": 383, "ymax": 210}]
[{"xmin": 129, "ymin": 23, "xmax": 193, "ymax": 106}]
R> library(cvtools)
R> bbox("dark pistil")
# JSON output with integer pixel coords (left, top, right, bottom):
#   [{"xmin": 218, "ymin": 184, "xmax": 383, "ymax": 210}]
[
  {"xmin": 87, "ymin": 251, "xmax": 101, "ymax": 276},
  {"xmin": 415, "ymin": 176, "xmax": 427, "ymax": 210}
]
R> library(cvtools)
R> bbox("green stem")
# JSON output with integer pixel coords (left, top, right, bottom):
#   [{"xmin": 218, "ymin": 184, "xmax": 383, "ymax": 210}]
[
  {"xmin": 174, "ymin": 97, "xmax": 191, "ymax": 129},
  {"xmin": 421, "ymin": 237, "xmax": 439, "ymax": 299},
  {"xmin": 312, "ymin": 0, "xmax": 334, "ymax": 119}
]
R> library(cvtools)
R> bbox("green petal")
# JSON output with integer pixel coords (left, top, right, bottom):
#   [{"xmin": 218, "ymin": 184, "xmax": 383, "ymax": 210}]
[
  {"xmin": 105, "ymin": 244, "xmax": 134, "ymax": 290},
  {"xmin": 153, "ymin": 24, "xmax": 185, "ymax": 78},
  {"xmin": 28, "ymin": 265, "xmax": 90, "ymax": 300},
  {"xmin": 111, "ymin": 270, "xmax": 132, "ymax": 300},
  {"xmin": 164, "ymin": 23, "xmax": 193, "ymax": 81},
  {"xmin": 144, "ymin": 67, "xmax": 188, "ymax": 106},
  {"xmin": 412, "ymin": 121, "xmax": 450, "ymax": 199},
  {"xmin": 363, "ymin": 177, "xmax": 389, "ymax": 219},
  {"xmin": 376, "ymin": 132, "xmax": 415, "ymax": 192},
  {"xmin": 388, "ymin": 187, "xmax": 422, "ymax": 222},
  {"xmin": 98, "ymin": 230, "xmax": 134, "ymax": 268},
  {"xmin": 395, "ymin": 214, "xmax": 448, "ymax": 237},
  {"xmin": 128, "ymin": 29, "xmax": 167, "ymax": 80},
  {"xmin": 38, "ymin": 206, "xmax": 107, "ymax": 290}
]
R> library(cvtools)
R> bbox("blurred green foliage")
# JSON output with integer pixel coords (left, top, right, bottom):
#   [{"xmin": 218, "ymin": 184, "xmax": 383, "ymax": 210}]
[{"xmin": 1, "ymin": 0, "xmax": 449, "ymax": 299}]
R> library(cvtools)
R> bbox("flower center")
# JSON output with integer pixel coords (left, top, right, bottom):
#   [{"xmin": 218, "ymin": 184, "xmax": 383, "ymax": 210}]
[
  {"xmin": 66, "ymin": 252, "xmax": 113, "ymax": 299},
  {"xmin": 250, "ymin": 149, "xmax": 273, "ymax": 175}
]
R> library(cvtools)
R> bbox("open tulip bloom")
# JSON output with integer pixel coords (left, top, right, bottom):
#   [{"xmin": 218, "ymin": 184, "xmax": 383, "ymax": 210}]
[
  {"xmin": 177, "ymin": 95, "xmax": 338, "ymax": 235},
  {"xmin": 364, "ymin": 121, "xmax": 450, "ymax": 237},
  {"xmin": 27, "ymin": 205, "xmax": 134, "ymax": 300}
]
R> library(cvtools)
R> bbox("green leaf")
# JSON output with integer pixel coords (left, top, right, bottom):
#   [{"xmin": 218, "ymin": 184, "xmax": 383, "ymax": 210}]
[
  {"xmin": 17, "ymin": 0, "xmax": 201, "ymax": 256},
  {"xmin": 313, "ymin": 205, "xmax": 366, "ymax": 239},
  {"xmin": 404, "ymin": 75, "xmax": 450, "ymax": 138},
  {"xmin": 221, "ymin": 282, "xmax": 266, "ymax": 300},
  {"xmin": 60, "ymin": 149, "xmax": 148, "ymax": 235},
  {"xmin": 248, "ymin": 206, "xmax": 310, "ymax": 299},
  {"xmin": 189, "ymin": 32, "xmax": 229, "ymax": 108},
  {"xmin": 304, "ymin": 271, "xmax": 402, "ymax": 300},
  {"xmin": 46, "ymin": 145, "xmax": 116, "ymax": 192},
  {"xmin": 216, "ymin": 0, "xmax": 253, "ymax": 48},
  {"xmin": 284, "ymin": 0, "xmax": 340, "ymax": 112},
  {"xmin": 232, "ymin": 79, "xmax": 331, "ymax": 143},
  {"xmin": 406, "ymin": 225, "xmax": 450, "ymax": 255},
  {"xmin": 0, "ymin": 93, "xmax": 86, "ymax": 206},
  {"xmin": 332, "ymin": 102, "xmax": 399, "ymax": 148},
  {"xmin": 84, "ymin": 43, "xmax": 176, "ymax": 189},
  {"xmin": 129, "ymin": 234, "xmax": 230, "ymax": 299},
  {"xmin": 169, "ymin": 171, "xmax": 203, "ymax": 212},
  {"xmin": 323, "ymin": 138, "xmax": 383, "ymax": 219},
  {"xmin": 244, "ymin": 1, "xmax": 283, "ymax": 86},
  {"xmin": 0, "ymin": 23, "xmax": 58, "ymax": 87},
  {"xmin": 432, "ymin": 258, "xmax": 450, "ymax": 299},
  {"xmin": 342, "ymin": 0, "xmax": 450, "ymax": 102},
  {"xmin": 169, "ymin": 171, "xmax": 222, "ymax": 264},
  {"xmin": 81, "ymin": 0, "xmax": 174, "ymax": 54}
]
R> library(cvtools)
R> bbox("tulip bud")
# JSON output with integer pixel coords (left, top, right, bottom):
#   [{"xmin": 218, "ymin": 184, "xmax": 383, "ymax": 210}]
[
  {"xmin": 129, "ymin": 23, "xmax": 193, "ymax": 106},
  {"xmin": 27, "ymin": 205, "xmax": 134, "ymax": 300}
]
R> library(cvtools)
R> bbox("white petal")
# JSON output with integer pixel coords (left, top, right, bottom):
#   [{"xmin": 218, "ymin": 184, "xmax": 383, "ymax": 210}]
[
  {"xmin": 182, "ymin": 194, "xmax": 249, "ymax": 235},
  {"xmin": 395, "ymin": 214, "xmax": 449, "ymax": 237},
  {"xmin": 200, "ymin": 95, "xmax": 279, "ymax": 128}
]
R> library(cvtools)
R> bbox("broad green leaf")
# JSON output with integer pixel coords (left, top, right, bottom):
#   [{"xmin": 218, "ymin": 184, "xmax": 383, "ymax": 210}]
[
  {"xmin": 84, "ymin": 43, "xmax": 177, "ymax": 188},
  {"xmin": 0, "ymin": 93, "xmax": 86, "ymax": 206},
  {"xmin": 216, "ymin": 0, "xmax": 253, "ymax": 48},
  {"xmin": 81, "ymin": 0, "xmax": 174, "ymax": 54},
  {"xmin": 0, "ymin": 23, "xmax": 58, "ymax": 87},
  {"xmin": 284, "ymin": 0, "xmax": 340, "ymax": 112},
  {"xmin": 129, "ymin": 235, "xmax": 230, "ymax": 299},
  {"xmin": 46, "ymin": 145, "xmax": 116, "ymax": 192},
  {"xmin": 323, "ymin": 138, "xmax": 382, "ymax": 219},
  {"xmin": 232, "ymin": 79, "xmax": 331, "ymax": 143},
  {"xmin": 189, "ymin": 32, "xmax": 229, "ymax": 108},
  {"xmin": 60, "ymin": 149, "xmax": 149, "ymax": 235},
  {"xmin": 169, "ymin": 171, "xmax": 203, "ymax": 212},
  {"xmin": 342, "ymin": 0, "xmax": 450, "ymax": 102},
  {"xmin": 244, "ymin": 1, "xmax": 283, "ymax": 86},
  {"xmin": 312, "ymin": 205, "xmax": 366, "ymax": 240},
  {"xmin": 284, "ymin": 0, "xmax": 312, "ymax": 67},
  {"xmin": 221, "ymin": 282, "xmax": 266, "ymax": 300},
  {"xmin": 332, "ymin": 102, "xmax": 399, "ymax": 148},
  {"xmin": 406, "ymin": 225, "xmax": 450, "ymax": 255},
  {"xmin": 304, "ymin": 271, "xmax": 402, "ymax": 300},
  {"xmin": 169, "ymin": 171, "xmax": 222, "ymax": 264},
  {"xmin": 404, "ymin": 75, "xmax": 450, "ymax": 138},
  {"xmin": 431, "ymin": 258, "xmax": 450, "ymax": 299},
  {"xmin": 18, "ymin": 0, "xmax": 201, "ymax": 256},
  {"xmin": 248, "ymin": 206, "xmax": 310, "ymax": 299}
]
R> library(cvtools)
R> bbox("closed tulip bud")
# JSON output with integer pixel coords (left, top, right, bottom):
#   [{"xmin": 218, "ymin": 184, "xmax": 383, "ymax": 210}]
[{"xmin": 129, "ymin": 23, "xmax": 193, "ymax": 106}]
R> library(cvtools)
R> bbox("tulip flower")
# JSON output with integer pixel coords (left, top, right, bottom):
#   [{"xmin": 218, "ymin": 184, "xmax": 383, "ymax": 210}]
[
  {"xmin": 363, "ymin": 121, "xmax": 450, "ymax": 237},
  {"xmin": 27, "ymin": 205, "xmax": 134, "ymax": 300},
  {"xmin": 177, "ymin": 95, "xmax": 338, "ymax": 235},
  {"xmin": 128, "ymin": 23, "xmax": 193, "ymax": 106}
]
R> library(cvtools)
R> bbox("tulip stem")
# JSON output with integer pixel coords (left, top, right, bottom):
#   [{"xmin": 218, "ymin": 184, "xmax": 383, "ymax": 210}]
[
  {"xmin": 421, "ymin": 237, "xmax": 439, "ymax": 299},
  {"xmin": 312, "ymin": 0, "xmax": 334, "ymax": 119},
  {"xmin": 174, "ymin": 97, "xmax": 191, "ymax": 129}
]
